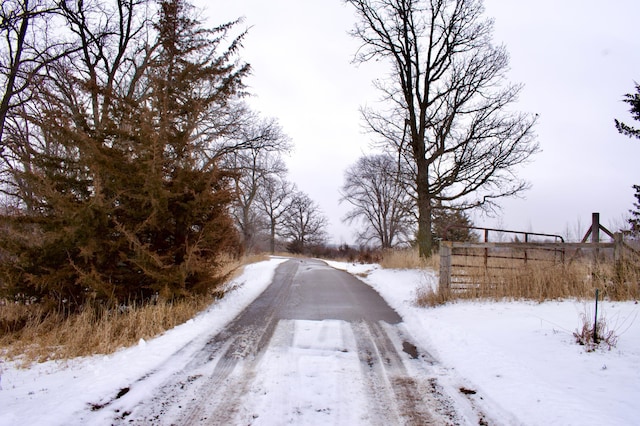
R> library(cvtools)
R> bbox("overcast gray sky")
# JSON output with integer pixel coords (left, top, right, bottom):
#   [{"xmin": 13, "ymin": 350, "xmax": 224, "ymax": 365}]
[{"xmin": 200, "ymin": 0, "xmax": 640, "ymax": 244}]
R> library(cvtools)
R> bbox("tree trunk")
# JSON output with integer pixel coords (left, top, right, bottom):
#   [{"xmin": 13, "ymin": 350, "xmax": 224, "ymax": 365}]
[
  {"xmin": 0, "ymin": 7, "xmax": 29, "ymax": 146},
  {"xmin": 416, "ymin": 157, "xmax": 433, "ymax": 258}
]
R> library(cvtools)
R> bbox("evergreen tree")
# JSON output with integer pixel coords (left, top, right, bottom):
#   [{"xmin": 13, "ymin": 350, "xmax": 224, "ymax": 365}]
[
  {"xmin": 615, "ymin": 83, "xmax": 640, "ymax": 233},
  {"xmin": 0, "ymin": 0, "xmax": 249, "ymax": 309},
  {"xmin": 431, "ymin": 203, "xmax": 478, "ymax": 244},
  {"xmin": 615, "ymin": 83, "xmax": 640, "ymax": 139}
]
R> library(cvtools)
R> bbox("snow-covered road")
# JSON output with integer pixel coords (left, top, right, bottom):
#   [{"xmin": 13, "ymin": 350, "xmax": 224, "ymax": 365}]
[{"xmin": 79, "ymin": 258, "xmax": 485, "ymax": 425}]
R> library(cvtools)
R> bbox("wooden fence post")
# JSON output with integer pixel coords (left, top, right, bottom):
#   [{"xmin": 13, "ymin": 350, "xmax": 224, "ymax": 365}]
[
  {"xmin": 592, "ymin": 212, "xmax": 600, "ymax": 260},
  {"xmin": 439, "ymin": 242, "xmax": 452, "ymax": 293},
  {"xmin": 483, "ymin": 229, "xmax": 489, "ymax": 267},
  {"xmin": 591, "ymin": 212, "xmax": 600, "ymax": 243}
]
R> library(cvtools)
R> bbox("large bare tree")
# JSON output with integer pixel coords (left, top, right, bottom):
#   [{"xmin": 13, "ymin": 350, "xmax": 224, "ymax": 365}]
[
  {"xmin": 341, "ymin": 153, "xmax": 414, "ymax": 248},
  {"xmin": 282, "ymin": 191, "xmax": 328, "ymax": 254},
  {"xmin": 346, "ymin": 0, "xmax": 539, "ymax": 257},
  {"xmin": 257, "ymin": 175, "xmax": 295, "ymax": 253},
  {"xmin": 224, "ymin": 114, "xmax": 290, "ymax": 252}
]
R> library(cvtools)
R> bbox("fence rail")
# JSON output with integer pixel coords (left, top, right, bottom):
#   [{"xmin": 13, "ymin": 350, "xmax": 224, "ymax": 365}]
[
  {"xmin": 438, "ymin": 213, "xmax": 639, "ymax": 294},
  {"xmin": 439, "ymin": 239, "xmax": 628, "ymax": 292}
]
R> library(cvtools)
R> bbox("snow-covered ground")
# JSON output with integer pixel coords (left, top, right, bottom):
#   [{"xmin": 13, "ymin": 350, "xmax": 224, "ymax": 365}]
[
  {"xmin": 1, "ymin": 256, "xmax": 639, "ymax": 425},
  {"xmin": 326, "ymin": 260, "xmax": 640, "ymax": 426},
  {"xmin": 0, "ymin": 258, "xmax": 289, "ymax": 426}
]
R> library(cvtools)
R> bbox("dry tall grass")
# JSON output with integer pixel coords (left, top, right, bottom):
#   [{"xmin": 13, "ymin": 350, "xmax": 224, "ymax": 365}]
[
  {"xmin": 0, "ymin": 254, "xmax": 266, "ymax": 365},
  {"xmin": 0, "ymin": 298, "xmax": 211, "ymax": 365},
  {"xmin": 417, "ymin": 256, "xmax": 640, "ymax": 307},
  {"xmin": 379, "ymin": 249, "xmax": 439, "ymax": 270}
]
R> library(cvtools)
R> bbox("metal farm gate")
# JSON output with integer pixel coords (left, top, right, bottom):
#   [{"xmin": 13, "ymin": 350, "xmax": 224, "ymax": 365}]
[{"xmin": 438, "ymin": 213, "xmax": 637, "ymax": 293}]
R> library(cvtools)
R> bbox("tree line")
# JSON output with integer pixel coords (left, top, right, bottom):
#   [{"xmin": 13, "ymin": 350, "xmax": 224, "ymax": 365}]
[{"xmin": 0, "ymin": 0, "xmax": 327, "ymax": 311}]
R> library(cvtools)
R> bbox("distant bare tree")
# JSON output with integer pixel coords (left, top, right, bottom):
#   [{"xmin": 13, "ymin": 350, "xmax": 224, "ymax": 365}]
[
  {"xmin": 346, "ymin": 0, "xmax": 539, "ymax": 257},
  {"xmin": 223, "ymin": 112, "xmax": 290, "ymax": 252},
  {"xmin": 341, "ymin": 153, "xmax": 414, "ymax": 248},
  {"xmin": 257, "ymin": 175, "xmax": 295, "ymax": 253},
  {"xmin": 282, "ymin": 191, "xmax": 328, "ymax": 254}
]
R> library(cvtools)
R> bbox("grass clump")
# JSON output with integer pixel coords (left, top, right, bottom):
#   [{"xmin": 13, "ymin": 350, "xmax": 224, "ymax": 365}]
[
  {"xmin": 416, "ymin": 285, "xmax": 450, "ymax": 308},
  {"xmin": 573, "ymin": 312, "xmax": 619, "ymax": 352},
  {"xmin": 0, "ymin": 298, "xmax": 210, "ymax": 365}
]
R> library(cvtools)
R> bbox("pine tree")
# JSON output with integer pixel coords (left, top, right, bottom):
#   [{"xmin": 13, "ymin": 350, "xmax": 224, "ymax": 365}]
[
  {"xmin": 0, "ymin": 0, "xmax": 249, "ymax": 309},
  {"xmin": 615, "ymin": 83, "xmax": 640, "ymax": 139},
  {"xmin": 431, "ymin": 203, "xmax": 478, "ymax": 244},
  {"xmin": 615, "ymin": 83, "xmax": 640, "ymax": 233}
]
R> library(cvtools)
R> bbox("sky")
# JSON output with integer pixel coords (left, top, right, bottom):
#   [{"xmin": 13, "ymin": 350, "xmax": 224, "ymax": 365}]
[{"xmin": 197, "ymin": 0, "xmax": 640, "ymax": 244}]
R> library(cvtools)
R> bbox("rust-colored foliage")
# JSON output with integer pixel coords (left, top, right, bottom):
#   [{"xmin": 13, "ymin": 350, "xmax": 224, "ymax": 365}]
[{"xmin": 0, "ymin": 0, "xmax": 248, "ymax": 311}]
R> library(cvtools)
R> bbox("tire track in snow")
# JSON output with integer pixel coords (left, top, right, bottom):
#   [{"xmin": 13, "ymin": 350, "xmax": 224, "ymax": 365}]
[
  {"xmin": 165, "ymin": 262, "xmax": 301, "ymax": 424},
  {"xmin": 84, "ymin": 258, "xmax": 490, "ymax": 425},
  {"xmin": 96, "ymin": 260, "xmax": 301, "ymax": 425},
  {"xmin": 353, "ymin": 321, "xmax": 459, "ymax": 425}
]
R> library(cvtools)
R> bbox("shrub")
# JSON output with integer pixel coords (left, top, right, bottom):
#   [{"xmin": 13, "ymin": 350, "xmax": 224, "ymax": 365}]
[{"xmin": 573, "ymin": 312, "xmax": 618, "ymax": 352}]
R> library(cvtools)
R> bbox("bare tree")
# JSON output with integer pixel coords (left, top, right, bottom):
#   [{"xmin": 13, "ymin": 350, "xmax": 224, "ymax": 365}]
[
  {"xmin": 222, "ymin": 110, "xmax": 290, "ymax": 251},
  {"xmin": 346, "ymin": 0, "xmax": 539, "ymax": 257},
  {"xmin": 341, "ymin": 153, "xmax": 414, "ymax": 248},
  {"xmin": 0, "ymin": 0, "xmax": 70, "ymax": 146},
  {"xmin": 282, "ymin": 191, "xmax": 328, "ymax": 254},
  {"xmin": 0, "ymin": 0, "xmax": 77, "ymax": 202},
  {"xmin": 257, "ymin": 175, "xmax": 295, "ymax": 253}
]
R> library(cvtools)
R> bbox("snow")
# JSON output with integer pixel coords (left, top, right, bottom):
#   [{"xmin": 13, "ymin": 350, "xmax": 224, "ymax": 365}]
[
  {"xmin": 238, "ymin": 319, "xmax": 369, "ymax": 425},
  {"xmin": 326, "ymin": 260, "xmax": 640, "ymax": 426},
  {"xmin": 0, "ymin": 257, "xmax": 288, "ymax": 426},
  {"xmin": 1, "ymin": 256, "xmax": 639, "ymax": 425}
]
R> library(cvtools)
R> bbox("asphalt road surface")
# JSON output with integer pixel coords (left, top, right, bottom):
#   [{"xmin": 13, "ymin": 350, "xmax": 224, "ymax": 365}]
[{"xmin": 84, "ymin": 259, "xmax": 487, "ymax": 425}]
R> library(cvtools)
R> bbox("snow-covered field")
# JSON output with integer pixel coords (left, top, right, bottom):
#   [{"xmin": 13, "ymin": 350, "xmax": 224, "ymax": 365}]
[{"xmin": 1, "ymin": 256, "xmax": 639, "ymax": 425}]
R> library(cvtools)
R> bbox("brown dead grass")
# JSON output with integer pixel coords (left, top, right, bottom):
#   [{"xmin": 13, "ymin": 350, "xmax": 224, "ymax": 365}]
[
  {"xmin": 0, "ymin": 254, "xmax": 268, "ymax": 365},
  {"xmin": 417, "ymin": 257, "xmax": 640, "ymax": 307},
  {"xmin": 379, "ymin": 249, "xmax": 439, "ymax": 270},
  {"xmin": 0, "ymin": 298, "xmax": 212, "ymax": 365}
]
